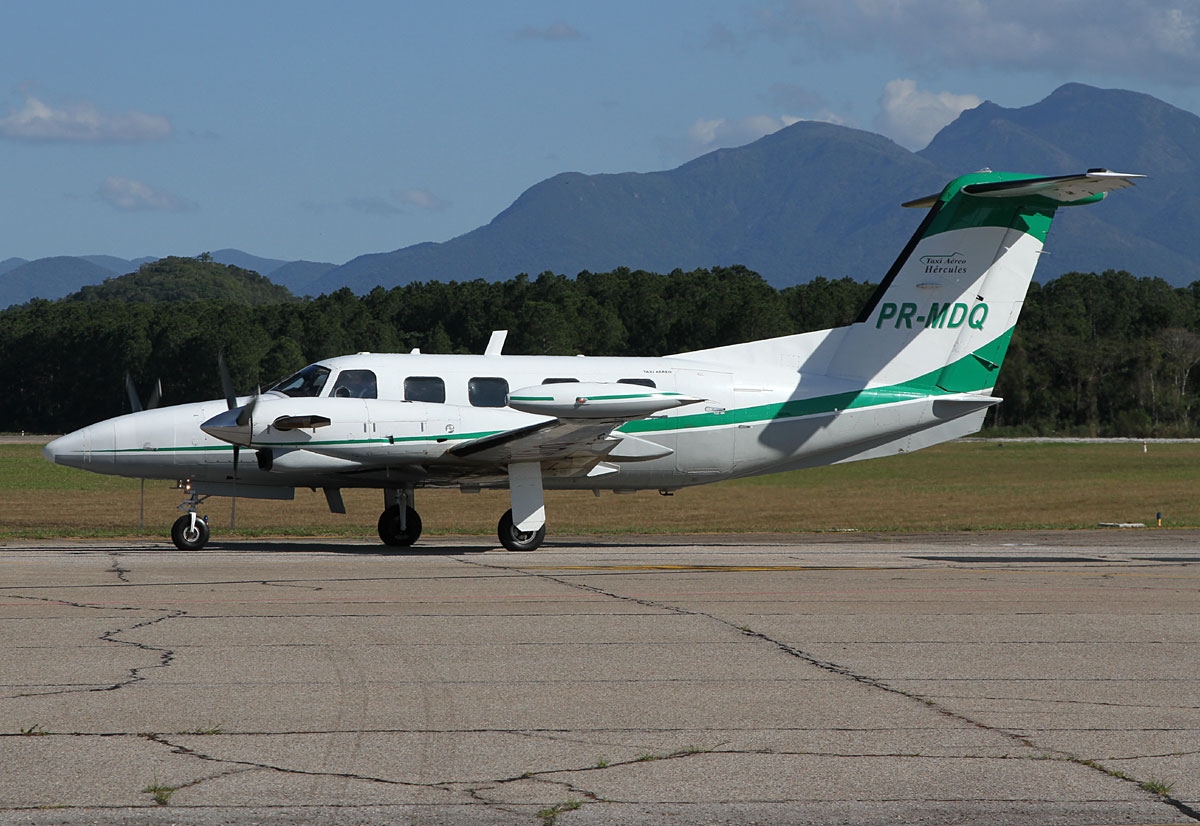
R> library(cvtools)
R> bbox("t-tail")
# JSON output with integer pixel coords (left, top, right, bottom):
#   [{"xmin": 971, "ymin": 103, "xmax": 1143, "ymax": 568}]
[{"xmin": 824, "ymin": 169, "xmax": 1143, "ymax": 393}]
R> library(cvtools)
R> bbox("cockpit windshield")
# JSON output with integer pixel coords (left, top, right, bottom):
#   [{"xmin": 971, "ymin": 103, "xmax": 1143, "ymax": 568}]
[{"xmin": 268, "ymin": 364, "xmax": 331, "ymax": 398}]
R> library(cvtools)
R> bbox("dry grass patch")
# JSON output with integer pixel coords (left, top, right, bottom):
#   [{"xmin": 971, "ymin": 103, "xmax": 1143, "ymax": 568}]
[{"xmin": 3, "ymin": 440, "xmax": 1199, "ymax": 539}]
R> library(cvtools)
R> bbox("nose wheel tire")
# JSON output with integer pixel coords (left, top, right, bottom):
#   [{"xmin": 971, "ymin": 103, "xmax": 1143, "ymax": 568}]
[
  {"xmin": 171, "ymin": 514, "xmax": 210, "ymax": 551},
  {"xmin": 497, "ymin": 509, "xmax": 546, "ymax": 552},
  {"xmin": 378, "ymin": 505, "xmax": 422, "ymax": 547}
]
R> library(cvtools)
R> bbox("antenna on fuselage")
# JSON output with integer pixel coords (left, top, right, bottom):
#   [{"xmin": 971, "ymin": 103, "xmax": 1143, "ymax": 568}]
[{"xmin": 485, "ymin": 330, "xmax": 508, "ymax": 356}]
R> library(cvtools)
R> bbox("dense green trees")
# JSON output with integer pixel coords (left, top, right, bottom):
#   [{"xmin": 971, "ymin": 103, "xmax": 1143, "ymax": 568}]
[
  {"xmin": 1, "ymin": 261, "xmax": 1195, "ymax": 437},
  {"xmin": 993, "ymin": 270, "xmax": 1200, "ymax": 436},
  {"xmin": 67, "ymin": 256, "xmax": 297, "ymax": 305}
]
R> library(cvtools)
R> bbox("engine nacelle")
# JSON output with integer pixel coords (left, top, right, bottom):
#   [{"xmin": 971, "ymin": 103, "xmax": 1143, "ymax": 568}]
[{"xmin": 507, "ymin": 382, "xmax": 702, "ymax": 419}]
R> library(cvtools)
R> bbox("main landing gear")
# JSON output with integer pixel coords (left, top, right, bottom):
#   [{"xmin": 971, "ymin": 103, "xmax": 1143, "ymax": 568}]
[
  {"xmin": 377, "ymin": 506, "xmax": 422, "ymax": 546},
  {"xmin": 497, "ymin": 509, "xmax": 546, "ymax": 552},
  {"xmin": 377, "ymin": 488, "xmax": 423, "ymax": 547},
  {"xmin": 376, "ymin": 488, "xmax": 546, "ymax": 552}
]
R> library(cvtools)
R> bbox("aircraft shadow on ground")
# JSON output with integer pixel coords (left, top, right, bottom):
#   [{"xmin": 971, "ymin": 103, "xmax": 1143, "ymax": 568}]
[{"xmin": 204, "ymin": 541, "xmax": 495, "ymax": 556}]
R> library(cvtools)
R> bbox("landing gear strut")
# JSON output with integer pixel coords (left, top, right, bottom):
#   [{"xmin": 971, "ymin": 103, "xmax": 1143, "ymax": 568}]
[
  {"xmin": 378, "ymin": 488, "xmax": 422, "ymax": 547},
  {"xmin": 498, "ymin": 508, "xmax": 546, "ymax": 552},
  {"xmin": 171, "ymin": 487, "xmax": 210, "ymax": 550}
]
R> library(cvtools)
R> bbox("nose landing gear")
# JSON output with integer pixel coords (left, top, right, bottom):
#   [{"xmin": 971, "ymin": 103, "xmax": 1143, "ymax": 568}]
[{"xmin": 171, "ymin": 486, "xmax": 210, "ymax": 550}]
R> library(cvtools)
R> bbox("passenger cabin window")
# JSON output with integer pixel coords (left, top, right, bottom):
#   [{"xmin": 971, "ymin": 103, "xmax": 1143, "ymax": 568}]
[
  {"xmin": 469, "ymin": 376, "xmax": 509, "ymax": 407},
  {"xmin": 331, "ymin": 369, "xmax": 378, "ymax": 399},
  {"xmin": 404, "ymin": 376, "xmax": 446, "ymax": 403},
  {"xmin": 542, "ymin": 377, "xmax": 579, "ymax": 384},
  {"xmin": 270, "ymin": 364, "xmax": 331, "ymax": 398},
  {"xmin": 618, "ymin": 378, "xmax": 657, "ymax": 388}
]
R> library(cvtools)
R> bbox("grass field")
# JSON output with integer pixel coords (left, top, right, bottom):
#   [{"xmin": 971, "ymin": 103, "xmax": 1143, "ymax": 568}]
[{"xmin": 2, "ymin": 440, "xmax": 1197, "ymax": 540}]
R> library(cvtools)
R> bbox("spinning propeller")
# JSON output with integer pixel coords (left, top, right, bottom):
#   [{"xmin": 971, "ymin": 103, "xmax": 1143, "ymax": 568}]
[{"xmin": 216, "ymin": 352, "xmax": 260, "ymax": 478}]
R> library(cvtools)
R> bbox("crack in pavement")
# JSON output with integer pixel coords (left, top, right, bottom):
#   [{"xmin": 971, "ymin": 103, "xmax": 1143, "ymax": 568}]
[
  {"xmin": 140, "ymin": 732, "xmax": 542, "ymax": 819},
  {"xmin": 107, "ymin": 553, "xmax": 130, "ymax": 583},
  {"xmin": 5, "ymin": 594, "xmax": 184, "ymax": 698},
  {"xmin": 8, "ymin": 550, "xmax": 1195, "ymax": 822},
  {"xmin": 455, "ymin": 555, "xmax": 1200, "ymax": 822}
]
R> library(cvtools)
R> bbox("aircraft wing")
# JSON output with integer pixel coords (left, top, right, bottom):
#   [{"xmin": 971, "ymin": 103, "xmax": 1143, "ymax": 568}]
[
  {"xmin": 449, "ymin": 417, "xmax": 628, "ymax": 463},
  {"xmin": 448, "ymin": 382, "xmax": 702, "ymax": 467}
]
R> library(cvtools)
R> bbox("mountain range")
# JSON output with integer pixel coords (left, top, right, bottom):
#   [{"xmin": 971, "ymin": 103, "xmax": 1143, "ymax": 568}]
[{"xmin": 3, "ymin": 83, "xmax": 1197, "ymax": 309}]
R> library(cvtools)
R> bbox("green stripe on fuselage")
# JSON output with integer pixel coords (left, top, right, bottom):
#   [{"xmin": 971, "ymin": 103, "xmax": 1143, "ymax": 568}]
[{"xmin": 620, "ymin": 328, "xmax": 1013, "ymax": 435}]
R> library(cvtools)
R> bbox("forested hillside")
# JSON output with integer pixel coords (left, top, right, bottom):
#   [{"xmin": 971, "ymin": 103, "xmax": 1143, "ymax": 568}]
[
  {"xmin": 67, "ymin": 256, "xmax": 298, "ymax": 305},
  {"xmin": 2, "ymin": 265, "xmax": 1197, "ymax": 437}
]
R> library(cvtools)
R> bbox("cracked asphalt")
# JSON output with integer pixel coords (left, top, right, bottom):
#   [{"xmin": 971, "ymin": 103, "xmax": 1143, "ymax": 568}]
[{"xmin": 1, "ymin": 530, "xmax": 1198, "ymax": 825}]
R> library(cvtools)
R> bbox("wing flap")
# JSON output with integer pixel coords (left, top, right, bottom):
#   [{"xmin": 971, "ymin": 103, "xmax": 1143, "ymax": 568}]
[{"xmin": 448, "ymin": 417, "xmax": 626, "ymax": 464}]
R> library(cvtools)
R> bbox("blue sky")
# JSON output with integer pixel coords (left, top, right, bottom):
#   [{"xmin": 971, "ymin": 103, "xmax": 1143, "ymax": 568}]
[{"xmin": 3, "ymin": 0, "xmax": 1198, "ymax": 265}]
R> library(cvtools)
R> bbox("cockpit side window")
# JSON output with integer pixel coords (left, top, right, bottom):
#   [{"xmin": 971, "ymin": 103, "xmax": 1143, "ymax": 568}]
[
  {"xmin": 269, "ymin": 364, "xmax": 331, "ymax": 398},
  {"xmin": 469, "ymin": 377, "xmax": 509, "ymax": 407},
  {"xmin": 618, "ymin": 378, "xmax": 657, "ymax": 388},
  {"xmin": 542, "ymin": 377, "xmax": 579, "ymax": 384},
  {"xmin": 331, "ymin": 369, "xmax": 378, "ymax": 399},
  {"xmin": 404, "ymin": 376, "xmax": 446, "ymax": 403}
]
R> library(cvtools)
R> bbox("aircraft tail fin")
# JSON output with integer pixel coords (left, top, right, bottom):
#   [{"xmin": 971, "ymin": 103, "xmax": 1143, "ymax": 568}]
[{"xmin": 823, "ymin": 169, "xmax": 1143, "ymax": 392}]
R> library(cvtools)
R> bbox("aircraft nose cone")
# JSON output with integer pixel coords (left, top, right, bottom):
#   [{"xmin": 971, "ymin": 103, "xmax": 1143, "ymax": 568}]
[
  {"xmin": 201, "ymin": 407, "xmax": 252, "ymax": 446},
  {"xmin": 43, "ymin": 430, "xmax": 87, "ymax": 468}
]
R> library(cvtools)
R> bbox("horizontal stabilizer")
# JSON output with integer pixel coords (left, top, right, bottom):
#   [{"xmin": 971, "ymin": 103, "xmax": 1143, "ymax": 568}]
[
  {"xmin": 903, "ymin": 169, "xmax": 1144, "ymax": 208},
  {"xmin": 930, "ymin": 393, "xmax": 1002, "ymax": 420},
  {"xmin": 962, "ymin": 169, "xmax": 1143, "ymax": 202}
]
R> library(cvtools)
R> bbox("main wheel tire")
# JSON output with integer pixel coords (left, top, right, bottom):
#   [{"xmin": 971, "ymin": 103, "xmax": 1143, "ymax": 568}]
[
  {"xmin": 378, "ymin": 505, "xmax": 422, "ymax": 547},
  {"xmin": 497, "ymin": 509, "xmax": 546, "ymax": 552},
  {"xmin": 171, "ymin": 514, "xmax": 210, "ymax": 551}
]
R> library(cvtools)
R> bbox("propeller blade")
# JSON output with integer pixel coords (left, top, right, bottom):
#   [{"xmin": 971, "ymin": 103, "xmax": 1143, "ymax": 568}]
[
  {"xmin": 218, "ymin": 352, "xmax": 238, "ymax": 411},
  {"xmin": 232, "ymin": 391, "xmax": 259, "ymax": 479},
  {"xmin": 236, "ymin": 393, "xmax": 258, "ymax": 428},
  {"xmin": 147, "ymin": 379, "xmax": 162, "ymax": 410},
  {"xmin": 124, "ymin": 373, "xmax": 142, "ymax": 413}
]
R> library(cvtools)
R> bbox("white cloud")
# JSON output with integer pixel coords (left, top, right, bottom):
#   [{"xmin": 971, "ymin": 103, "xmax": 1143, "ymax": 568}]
[
  {"xmin": 874, "ymin": 79, "xmax": 981, "ymax": 149},
  {"xmin": 98, "ymin": 177, "xmax": 191, "ymax": 212},
  {"xmin": 516, "ymin": 21, "xmax": 586, "ymax": 41},
  {"xmin": 0, "ymin": 96, "xmax": 172, "ymax": 142},
  {"xmin": 755, "ymin": 1, "xmax": 1200, "ymax": 83},
  {"xmin": 680, "ymin": 114, "xmax": 803, "ymax": 157},
  {"xmin": 396, "ymin": 188, "xmax": 450, "ymax": 211}
]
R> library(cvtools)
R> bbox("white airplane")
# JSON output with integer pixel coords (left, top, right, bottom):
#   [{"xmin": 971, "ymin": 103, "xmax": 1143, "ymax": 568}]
[{"xmin": 43, "ymin": 169, "xmax": 1141, "ymax": 552}]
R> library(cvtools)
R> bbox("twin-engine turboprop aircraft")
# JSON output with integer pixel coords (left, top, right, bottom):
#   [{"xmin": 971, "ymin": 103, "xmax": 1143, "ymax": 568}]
[{"xmin": 44, "ymin": 169, "xmax": 1141, "ymax": 551}]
